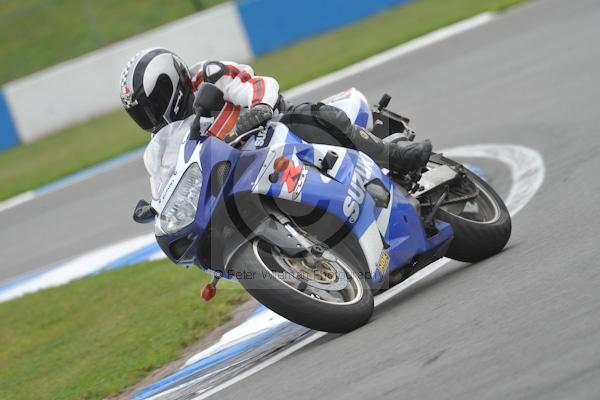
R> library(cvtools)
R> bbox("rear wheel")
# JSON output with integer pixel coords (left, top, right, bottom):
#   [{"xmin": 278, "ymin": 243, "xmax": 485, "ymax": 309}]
[
  {"xmin": 432, "ymin": 158, "xmax": 512, "ymax": 262},
  {"xmin": 231, "ymin": 239, "xmax": 374, "ymax": 333}
]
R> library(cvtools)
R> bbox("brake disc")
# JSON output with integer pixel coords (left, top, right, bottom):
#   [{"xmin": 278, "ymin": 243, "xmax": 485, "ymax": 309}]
[{"xmin": 272, "ymin": 250, "xmax": 349, "ymax": 291}]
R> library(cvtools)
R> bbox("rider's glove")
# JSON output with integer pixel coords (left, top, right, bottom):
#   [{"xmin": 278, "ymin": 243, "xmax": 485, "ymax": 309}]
[{"xmin": 234, "ymin": 104, "xmax": 273, "ymax": 136}]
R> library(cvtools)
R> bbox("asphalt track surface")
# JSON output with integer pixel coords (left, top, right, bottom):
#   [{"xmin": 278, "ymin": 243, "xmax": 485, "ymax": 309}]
[{"xmin": 1, "ymin": 0, "xmax": 600, "ymax": 398}]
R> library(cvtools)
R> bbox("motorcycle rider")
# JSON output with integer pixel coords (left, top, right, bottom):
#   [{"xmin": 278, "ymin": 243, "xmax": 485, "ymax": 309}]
[{"xmin": 119, "ymin": 48, "xmax": 432, "ymax": 175}]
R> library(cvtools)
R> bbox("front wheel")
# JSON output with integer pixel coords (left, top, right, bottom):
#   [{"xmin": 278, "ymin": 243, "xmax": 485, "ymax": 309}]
[
  {"xmin": 433, "ymin": 157, "xmax": 512, "ymax": 263},
  {"xmin": 230, "ymin": 240, "xmax": 374, "ymax": 333}
]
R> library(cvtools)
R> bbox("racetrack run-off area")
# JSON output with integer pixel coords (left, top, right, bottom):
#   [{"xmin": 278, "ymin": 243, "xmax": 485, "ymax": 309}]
[{"xmin": 2, "ymin": 0, "xmax": 600, "ymax": 398}]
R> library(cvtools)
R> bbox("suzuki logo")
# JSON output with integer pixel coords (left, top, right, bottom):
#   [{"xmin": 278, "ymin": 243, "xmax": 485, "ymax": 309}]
[
  {"xmin": 343, "ymin": 154, "xmax": 374, "ymax": 223},
  {"xmin": 255, "ymin": 130, "xmax": 268, "ymax": 147}
]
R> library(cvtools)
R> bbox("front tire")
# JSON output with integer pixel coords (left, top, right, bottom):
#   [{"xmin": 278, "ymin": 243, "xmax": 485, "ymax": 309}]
[{"xmin": 230, "ymin": 240, "xmax": 374, "ymax": 333}]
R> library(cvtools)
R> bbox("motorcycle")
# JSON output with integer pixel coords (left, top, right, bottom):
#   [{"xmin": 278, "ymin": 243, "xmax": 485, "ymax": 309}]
[{"xmin": 133, "ymin": 83, "xmax": 511, "ymax": 333}]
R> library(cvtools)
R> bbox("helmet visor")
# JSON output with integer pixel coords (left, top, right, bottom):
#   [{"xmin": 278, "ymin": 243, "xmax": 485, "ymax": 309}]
[{"xmin": 126, "ymin": 102, "xmax": 155, "ymax": 131}]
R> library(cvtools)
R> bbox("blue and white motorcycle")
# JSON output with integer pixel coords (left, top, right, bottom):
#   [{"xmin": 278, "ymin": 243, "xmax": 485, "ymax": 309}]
[{"xmin": 134, "ymin": 83, "xmax": 511, "ymax": 333}]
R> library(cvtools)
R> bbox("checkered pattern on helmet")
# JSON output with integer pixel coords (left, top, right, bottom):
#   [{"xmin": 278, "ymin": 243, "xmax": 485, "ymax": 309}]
[{"xmin": 120, "ymin": 51, "xmax": 141, "ymax": 109}]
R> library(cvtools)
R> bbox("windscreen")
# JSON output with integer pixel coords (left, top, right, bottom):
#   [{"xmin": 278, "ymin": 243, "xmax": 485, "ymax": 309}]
[{"xmin": 143, "ymin": 116, "xmax": 194, "ymax": 200}]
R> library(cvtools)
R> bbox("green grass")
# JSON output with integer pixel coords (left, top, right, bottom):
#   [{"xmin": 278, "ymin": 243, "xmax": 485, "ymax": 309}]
[
  {"xmin": 0, "ymin": 259, "xmax": 248, "ymax": 400},
  {"xmin": 0, "ymin": 0, "xmax": 525, "ymax": 202},
  {"xmin": 0, "ymin": 0, "xmax": 226, "ymax": 85}
]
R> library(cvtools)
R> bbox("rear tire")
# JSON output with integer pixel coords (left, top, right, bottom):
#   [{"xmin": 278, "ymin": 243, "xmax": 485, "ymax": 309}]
[
  {"xmin": 230, "ymin": 240, "xmax": 374, "ymax": 333},
  {"xmin": 435, "ymin": 158, "xmax": 512, "ymax": 263}
]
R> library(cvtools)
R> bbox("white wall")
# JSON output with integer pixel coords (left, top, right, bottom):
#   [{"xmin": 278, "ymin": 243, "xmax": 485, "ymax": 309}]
[{"xmin": 4, "ymin": 2, "xmax": 252, "ymax": 142}]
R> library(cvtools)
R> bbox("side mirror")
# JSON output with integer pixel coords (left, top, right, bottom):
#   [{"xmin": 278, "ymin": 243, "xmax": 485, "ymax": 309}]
[
  {"xmin": 190, "ymin": 82, "xmax": 226, "ymax": 139},
  {"xmin": 194, "ymin": 82, "xmax": 225, "ymax": 117},
  {"xmin": 133, "ymin": 199, "xmax": 157, "ymax": 224}
]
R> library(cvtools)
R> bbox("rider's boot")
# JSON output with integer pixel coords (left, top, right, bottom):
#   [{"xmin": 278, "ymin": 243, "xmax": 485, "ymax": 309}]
[{"xmin": 346, "ymin": 125, "xmax": 432, "ymax": 175}]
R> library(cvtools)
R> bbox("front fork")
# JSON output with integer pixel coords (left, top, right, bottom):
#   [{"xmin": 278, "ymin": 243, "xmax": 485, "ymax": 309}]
[{"xmin": 202, "ymin": 210, "xmax": 324, "ymax": 302}]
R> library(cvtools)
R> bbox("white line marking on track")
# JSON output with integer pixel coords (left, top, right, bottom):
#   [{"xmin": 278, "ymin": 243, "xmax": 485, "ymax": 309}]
[
  {"xmin": 0, "ymin": 233, "xmax": 156, "ymax": 303},
  {"xmin": 442, "ymin": 144, "xmax": 546, "ymax": 216},
  {"xmin": 0, "ymin": 191, "xmax": 35, "ymax": 213},
  {"xmin": 188, "ymin": 144, "xmax": 545, "ymax": 400}
]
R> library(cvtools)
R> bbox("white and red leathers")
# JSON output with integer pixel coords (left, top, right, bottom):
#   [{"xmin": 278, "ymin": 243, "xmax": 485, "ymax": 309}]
[{"xmin": 189, "ymin": 61, "xmax": 280, "ymax": 139}]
